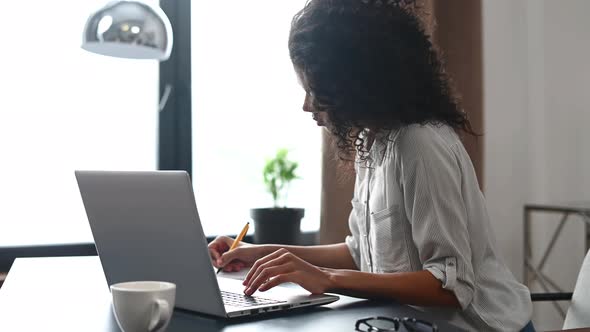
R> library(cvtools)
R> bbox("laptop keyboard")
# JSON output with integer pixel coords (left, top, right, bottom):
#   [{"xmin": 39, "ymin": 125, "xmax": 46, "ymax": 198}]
[{"xmin": 221, "ymin": 290, "xmax": 286, "ymax": 307}]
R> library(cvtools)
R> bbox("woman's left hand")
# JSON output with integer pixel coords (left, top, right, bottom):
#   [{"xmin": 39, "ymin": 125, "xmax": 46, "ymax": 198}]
[{"xmin": 242, "ymin": 248, "xmax": 333, "ymax": 296}]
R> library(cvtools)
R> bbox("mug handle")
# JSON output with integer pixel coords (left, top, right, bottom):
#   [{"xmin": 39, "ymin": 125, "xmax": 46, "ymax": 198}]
[{"xmin": 148, "ymin": 299, "xmax": 172, "ymax": 332}]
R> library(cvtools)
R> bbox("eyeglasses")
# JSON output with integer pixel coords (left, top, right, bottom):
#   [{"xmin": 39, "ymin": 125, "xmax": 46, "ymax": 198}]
[{"xmin": 355, "ymin": 316, "xmax": 438, "ymax": 332}]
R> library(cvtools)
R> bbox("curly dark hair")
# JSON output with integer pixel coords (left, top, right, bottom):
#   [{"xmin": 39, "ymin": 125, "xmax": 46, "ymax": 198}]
[{"xmin": 288, "ymin": 0, "xmax": 476, "ymax": 162}]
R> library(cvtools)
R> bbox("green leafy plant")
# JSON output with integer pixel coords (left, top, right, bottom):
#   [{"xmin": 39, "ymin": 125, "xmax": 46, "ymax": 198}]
[{"xmin": 263, "ymin": 149, "xmax": 300, "ymax": 208}]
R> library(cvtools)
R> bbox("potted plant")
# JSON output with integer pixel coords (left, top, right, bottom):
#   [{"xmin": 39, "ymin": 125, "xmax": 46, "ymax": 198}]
[{"xmin": 250, "ymin": 149, "xmax": 304, "ymax": 245}]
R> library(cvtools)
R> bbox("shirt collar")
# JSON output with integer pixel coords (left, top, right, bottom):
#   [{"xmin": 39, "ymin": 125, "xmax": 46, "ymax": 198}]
[{"xmin": 368, "ymin": 128, "xmax": 402, "ymax": 167}]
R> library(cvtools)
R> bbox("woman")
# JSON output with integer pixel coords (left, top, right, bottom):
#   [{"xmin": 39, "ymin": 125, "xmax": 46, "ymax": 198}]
[{"xmin": 208, "ymin": 0, "xmax": 533, "ymax": 330}]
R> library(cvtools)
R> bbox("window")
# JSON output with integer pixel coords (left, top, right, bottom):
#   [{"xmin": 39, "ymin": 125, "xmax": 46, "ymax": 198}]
[
  {"xmin": 0, "ymin": 1, "xmax": 158, "ymax": 246},
  {"xmin": 191, "ymin": 1, "xmax": 321, "ymax": 236}
]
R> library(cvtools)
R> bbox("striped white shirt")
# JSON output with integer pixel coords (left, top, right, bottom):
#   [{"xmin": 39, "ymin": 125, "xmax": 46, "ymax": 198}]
[{"xmin": 345, "ymin": 124, "xmax": 532, "ymax": 331}]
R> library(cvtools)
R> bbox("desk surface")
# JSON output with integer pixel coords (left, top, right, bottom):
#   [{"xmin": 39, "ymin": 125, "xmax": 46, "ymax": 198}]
[{"xmin": 0, "ymin": 256, "xmax": 464, "ymax": 332}]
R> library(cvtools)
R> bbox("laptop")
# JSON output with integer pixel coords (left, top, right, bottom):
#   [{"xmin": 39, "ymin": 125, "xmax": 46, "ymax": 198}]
[{"xmin": 75, "ymin": 170, "xmax": 339, "ymax": 318}]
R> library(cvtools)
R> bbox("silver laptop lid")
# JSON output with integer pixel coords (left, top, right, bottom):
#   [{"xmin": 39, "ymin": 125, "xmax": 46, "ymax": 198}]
[{"xmin": 75, "ymin": 170, "xmax": 226, "ymax": 317}]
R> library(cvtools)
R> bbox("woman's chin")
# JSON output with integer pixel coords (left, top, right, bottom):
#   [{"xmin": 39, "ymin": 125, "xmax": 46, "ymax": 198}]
[{"xmin": 311, "ymin": 118, "xmax": 331, "ymax": 129}]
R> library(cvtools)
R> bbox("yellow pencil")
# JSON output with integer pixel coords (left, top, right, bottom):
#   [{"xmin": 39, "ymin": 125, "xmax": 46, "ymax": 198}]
[{"xmin": 216, "ymin": 222, "xmax": 250, "ymax": 274}]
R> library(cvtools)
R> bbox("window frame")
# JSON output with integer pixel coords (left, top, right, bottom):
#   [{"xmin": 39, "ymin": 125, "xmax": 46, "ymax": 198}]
[
  {"xmin": 161, "ymin": 0, "xmax": 320, "ymax": 241},
  {"xmin": 159, "ymin": 0, "xmax": 193, "ymax": 176},
  {"xmin": 0, "ymin": 0, "xmax": 320, "ymax": 273}
]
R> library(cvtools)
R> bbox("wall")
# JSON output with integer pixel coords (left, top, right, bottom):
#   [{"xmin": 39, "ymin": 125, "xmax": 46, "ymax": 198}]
[
  {"xmin": 433, "ymin": 0, "xmax": 484, "ymax": 187},
  {"xmin": 483, "ymin": 0, "xmax": 590, "ymax": 329}
]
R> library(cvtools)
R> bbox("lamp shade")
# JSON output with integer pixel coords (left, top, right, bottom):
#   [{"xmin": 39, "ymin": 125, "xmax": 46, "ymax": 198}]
[{"xmin": 82, "ymin": 1, "xmax": 173, "ymax": 60}]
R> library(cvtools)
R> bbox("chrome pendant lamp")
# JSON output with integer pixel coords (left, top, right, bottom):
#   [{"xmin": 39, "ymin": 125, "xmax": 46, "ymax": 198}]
[{"xmin": 82, "ymin": 0, "xmax": 173, "ymax": 60}]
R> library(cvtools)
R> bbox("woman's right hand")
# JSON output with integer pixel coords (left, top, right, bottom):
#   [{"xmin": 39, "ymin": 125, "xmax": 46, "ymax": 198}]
[{"xmin": 208, "ymin": 236, "xmax": 270, "ymax": 272}]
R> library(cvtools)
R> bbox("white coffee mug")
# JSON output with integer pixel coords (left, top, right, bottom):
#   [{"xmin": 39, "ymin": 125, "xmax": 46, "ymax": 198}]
[{"xmin": 110, "ymin": 281, "xmax": 176, "ymax": 332}]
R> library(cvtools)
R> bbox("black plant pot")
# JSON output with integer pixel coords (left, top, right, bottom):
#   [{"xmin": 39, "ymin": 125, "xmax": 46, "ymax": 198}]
[{"xmin": 250, "ymin": 208, "xmax": 304, "ymax": 245}]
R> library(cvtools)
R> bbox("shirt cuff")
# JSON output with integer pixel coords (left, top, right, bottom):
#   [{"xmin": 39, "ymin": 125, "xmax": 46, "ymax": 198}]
[{"xmin": 424, "ymin": 257, "xmax": 473, "ymax": 310}]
